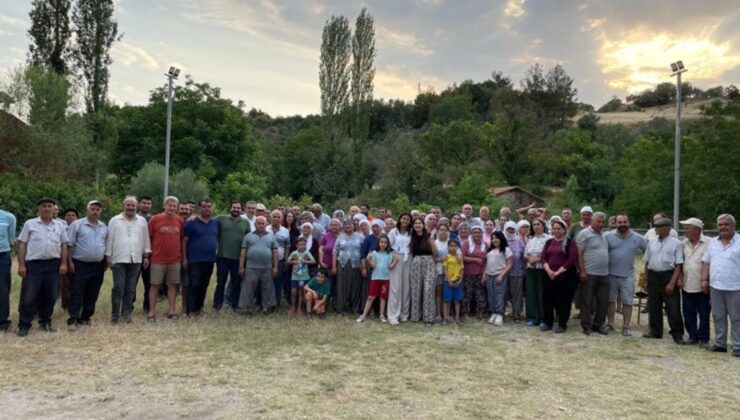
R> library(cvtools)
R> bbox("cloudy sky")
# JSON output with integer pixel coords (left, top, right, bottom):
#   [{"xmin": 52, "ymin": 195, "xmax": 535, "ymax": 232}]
[{"xmin": 1, "ymin": 0, "xmax": 739, "ymax": 116}]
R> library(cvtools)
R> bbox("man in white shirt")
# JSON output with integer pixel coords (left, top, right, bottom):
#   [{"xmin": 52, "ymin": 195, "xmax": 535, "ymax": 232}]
[
  {"xmin": 16, "ymin": 198, "xmax": 69, "ymax": 336},
  {"xmin": 106, "ymin": 196, "xmax": 151, "ymax": 324},
  {"xmin": 643, "ymin": 218, "xmax": 685, "ymax": 345},
  {"xmin": 701, "ymin": 214, "xmax": 740, "ymax": 357}
]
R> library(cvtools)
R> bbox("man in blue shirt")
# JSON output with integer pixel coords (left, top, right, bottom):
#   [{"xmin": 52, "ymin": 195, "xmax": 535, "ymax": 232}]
[
  {"xmin": 182, "ymin": 199, "xmax": 219, "ymax": 316},
  {"xmin": 66, "ymin": 200, "xmax": 108, "ymax": 328},
  {"xmin": 0, "ymin": 197, "xmax": 17, "ymax": 332},
  {"xmin": 604, "ymin": 213, "xmax": 646, "ymax": 337}
]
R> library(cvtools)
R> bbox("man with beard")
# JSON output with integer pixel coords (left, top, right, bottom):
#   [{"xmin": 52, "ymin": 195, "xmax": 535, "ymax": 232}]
[
  {"xmin": 106, "ymin": 196, "xmax": 151, "ymax": 324},
  {"xmin": 605, "ymin": 213, "xmax": 646, "ymax": 336},
  {"xmin": 213, "ymin": 201, "xmax": 250, "ymax": 310}
]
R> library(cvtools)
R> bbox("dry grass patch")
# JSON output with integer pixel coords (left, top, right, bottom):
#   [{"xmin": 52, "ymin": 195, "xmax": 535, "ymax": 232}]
[{"xmin": 0, "ymin": 269, "xmax": 738, "ymax": 419}]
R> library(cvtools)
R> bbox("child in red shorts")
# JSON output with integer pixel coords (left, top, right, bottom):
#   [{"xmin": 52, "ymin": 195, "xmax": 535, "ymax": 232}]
[{"xmin": 357, "ymin": 235, "xmax": 397, "ymax": 323}]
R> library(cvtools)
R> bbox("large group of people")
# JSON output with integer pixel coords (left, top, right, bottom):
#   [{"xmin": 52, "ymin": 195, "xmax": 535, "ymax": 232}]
[{"xmin": 0, "ymin": 195, "xmax": 738, "ymax": 358}]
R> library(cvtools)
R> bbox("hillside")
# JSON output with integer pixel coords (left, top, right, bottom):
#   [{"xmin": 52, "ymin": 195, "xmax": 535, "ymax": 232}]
[{"xmin": 583, "ymin": 98, "xmax": 727, "ymax": 125}]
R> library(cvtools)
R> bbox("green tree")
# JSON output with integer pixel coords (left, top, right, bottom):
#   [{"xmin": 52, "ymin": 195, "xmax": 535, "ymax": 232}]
[
  {"xmin": 213, "ymin": 171, "xmax": 268, "ymax": 208},
  {"xmin": 28, "ymin": 0, "xmax": 72, "ymax": 74},
  {"xmin": 350, "ymin": 7, "xmax": 376, "ymax": 192},
  {"xmin": 427, "ymin": 92, "xmax": 475, "ymax": 124},
  {"xmin": 24, "ymin": 65, "xmax": 71, "ymax": 129},
  {"xmin": 319, "ymin": 15, "xmax": 351, "ymax": 118},
  {"xmin": 129, "ymin": 162, "xmax": 209, "ymax": 210}
]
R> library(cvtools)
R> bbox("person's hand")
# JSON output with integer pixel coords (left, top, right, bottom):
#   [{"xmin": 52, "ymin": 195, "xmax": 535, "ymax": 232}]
[
  {"xmin": 59, "ymin": 263, "xmax": 67, "ymax": 276},
  {"xmin": 104, "ymin": 257, "xmax": 112, "ymax": 270},
  {"xmin": 496, "ymin": 274, "xmax": 504, "ymax": 284},
  {"xmin": 331, "ymin": 266, "xmax": 337, "ymax": 276},
  {"xmin": 18, "ymin": 265, "xmax": 26, "ymax": 278},
  {"xmin": 579, "ymin": 271, "xmax": 588, "ymax": 283},
  {"xmin": 665, "ymin": 283, "xmax": 675, "ymax": 296},
  {"xmin": 480, "ymin": 278, "xmax": 486, "ymax": 287},
  {"xmin": 272, "ymin": 267, "xmax": 278, "ymax": 278},
  {"xmin": 68, "ymin": 260, "xmax": 75, "ymax": 274},
  {"xmin": 238, "ymin": 266, "xmax": 245, "ymax": 277},
  {"xmin": 676, "ymin": 277, "xmax": 684, "ymax": 289},
  {"xmin": 701, "ymin": 280, "xmax": 709, "ymax": 294},
  {"xmin": 182, "ymin": 258, "xmax": 188, "ymax": 270},
  {"xmin": 321, "ymin": 262, "xmax": 328, "ymax": 269},
  {"xmin": 143, "ymin": 257, "xmax": 150, "ymax": 269},
  {"xmin": 361, "ymin": 268, "xmax": 368, "ymax": 278}
]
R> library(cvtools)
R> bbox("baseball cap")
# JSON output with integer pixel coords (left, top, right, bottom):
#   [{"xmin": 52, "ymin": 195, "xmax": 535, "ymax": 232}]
[
  {"xmin": 679, "ymin": 217, "xmax": 703, "ymax": 229},
  {"xmin": 580, "ymin": 206, "xmax": 593, "ymax": 214}
]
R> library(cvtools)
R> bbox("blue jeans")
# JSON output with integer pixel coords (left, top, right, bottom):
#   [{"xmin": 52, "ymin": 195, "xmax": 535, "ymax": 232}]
[
  {"xmin": 682, "ymin": 290, "xmax": 711, "ymax": 342},
  {"xmin": 111, "ymin": 263, "xmax": 141, "ymax": 322},
  {"xmin": 0, "ymin": 253, "xmax": 11, "ymax": 328},
  {"xmin": 486, "ymin": 274, "xmax": 508, "ymax": 316},
  {"xmin": 18, "ymin": 259, "xmax": 60, "ymax": 330},
  {"xmin": 214, "ymin": 257, "xmax": 240, "ymax": 309}
]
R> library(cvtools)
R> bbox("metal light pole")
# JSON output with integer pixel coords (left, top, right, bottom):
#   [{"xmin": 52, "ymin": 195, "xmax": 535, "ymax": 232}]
[
  {"xmin": 163, "ymin": 66, "xmax": 180, "ymax": 199},
  {"xmin": 670, "ymin": 61, "xmax": 687, "ymax": 231}
]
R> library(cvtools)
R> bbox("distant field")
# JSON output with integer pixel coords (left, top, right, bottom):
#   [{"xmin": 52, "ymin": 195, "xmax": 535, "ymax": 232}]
[
  {"xmin": 0, "ymin": 264, "xmax": 738, "ymax": 419},
  {"xmin": 582, "ymin": 98, "xmax": 726, "ymax": 125}
]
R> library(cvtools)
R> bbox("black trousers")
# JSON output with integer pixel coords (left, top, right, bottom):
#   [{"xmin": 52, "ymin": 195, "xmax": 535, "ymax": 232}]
[
  {"xmin": 542, "ymin": 272, "xmax": 578, "ymax": 328},
  {"xmin": 579, "ymin": 274, "xmax": 610, "ymax": 330},
  {"xmin": 68, "ymin": 259, "xmax": 106, "ymax": 324},
  {"xmin": 0, "ymin": 252, "xmax": 11, "ymax": 328},
  {"xmin": 18, "ymin": 259, "xmax": 60, "ymax": 330},
  {"xmin": 187, "ymin": 262, "xmax": 214, "ymax": 314},
  {"xmin": 647, "ymin": 269, "xmax": 684, "ymax": 338}
]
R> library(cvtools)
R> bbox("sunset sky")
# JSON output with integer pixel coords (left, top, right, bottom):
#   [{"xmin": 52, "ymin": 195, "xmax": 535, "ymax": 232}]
[{"xmin": 1, "ymin": 0, "xmax": 739, "ymax": 116}]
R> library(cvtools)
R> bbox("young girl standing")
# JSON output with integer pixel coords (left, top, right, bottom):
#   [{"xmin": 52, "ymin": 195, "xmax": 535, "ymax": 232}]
[
  {"xmin": 434, "ymin": 224, "xmax": 450, "ymax": 322},
  {"xmin": 485, "ymin": 231, "xmax": 513, "ymax": 326},
  {"xmin": 442, "ymin": 239, "xmax": 464, "ymax": 325},
  {"xmin": 357, "ymin": 235, "xmax": 397, "ymax": 323}
]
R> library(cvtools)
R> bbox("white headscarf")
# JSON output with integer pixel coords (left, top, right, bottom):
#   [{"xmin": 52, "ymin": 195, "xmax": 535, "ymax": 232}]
[
  {"xmin": 504, "ymin": 221, "xmax": 518, "ymax": 242},
  {"xmin": 468, "ymin": 225, "xmax": 486, "ymax": 253},
  {"xmin": 300, "ymin": 222, "xmax": 314, "ymax": 251}
]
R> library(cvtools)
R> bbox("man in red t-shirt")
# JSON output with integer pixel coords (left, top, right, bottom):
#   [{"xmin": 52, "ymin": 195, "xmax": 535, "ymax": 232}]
[{"xmin": 147, "ymin": 196, "xmax": 184, "ymax": 321}]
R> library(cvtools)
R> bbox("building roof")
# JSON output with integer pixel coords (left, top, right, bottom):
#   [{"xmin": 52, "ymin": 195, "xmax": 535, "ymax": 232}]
[{"xmin": 491, "ymin": 186, "xmax": 544, "ymax": 202}]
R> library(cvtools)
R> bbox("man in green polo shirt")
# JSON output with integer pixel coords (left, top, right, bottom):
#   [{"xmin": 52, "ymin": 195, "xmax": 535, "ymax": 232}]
[{"xmin": 214, "ymin": 201, "xmax": 250, "ymax": 310}]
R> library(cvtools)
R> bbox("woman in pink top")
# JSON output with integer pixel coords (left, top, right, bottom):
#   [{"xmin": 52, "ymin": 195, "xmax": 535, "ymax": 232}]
[{"xmin": 461, "ymin": 225, "xmax": 487, "ymax": 321}]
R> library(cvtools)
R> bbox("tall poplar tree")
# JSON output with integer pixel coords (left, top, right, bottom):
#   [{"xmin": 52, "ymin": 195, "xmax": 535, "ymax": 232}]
[
  {"xmin": 350, "ymin": 8, "xmax": 375, "ymax": 189},
  {"xmin": 28, "ymin": 0, "xmax": 72, "ymax": 75},
  {"xmin": 319, "ymin": 16, "xmax": 351, "ymax": 119}
]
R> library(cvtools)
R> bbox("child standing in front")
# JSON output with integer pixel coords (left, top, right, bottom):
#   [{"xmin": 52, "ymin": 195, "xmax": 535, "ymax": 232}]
[
  {"xmin": 442, "ymin": 238, "xmax": 464, "ymax": 325},
  {"xmin": 357, "ymin": 235, "xmax": 397, "ymax": 323},
  {"xmin": 485, "ymin": 231, "xmax": 513, "ymax": 326},
  {"xmin": 287, "ymin": 237, "xmax": 316, "ymax": 316}
]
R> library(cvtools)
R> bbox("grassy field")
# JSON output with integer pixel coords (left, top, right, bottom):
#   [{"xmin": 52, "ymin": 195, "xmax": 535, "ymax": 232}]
[
  {"xmin": 579, "ymin": 98, "xmax": 726, "ymax": 125},
  {"xmin": 0, "ymin": 265, "xmax": 738, "ymax": 419}
]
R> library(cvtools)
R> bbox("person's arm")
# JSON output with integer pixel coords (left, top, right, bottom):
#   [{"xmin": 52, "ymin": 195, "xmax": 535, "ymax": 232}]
[
  {"xmin": 368, "ymin": 253, "xmax": 377, "ymax": 269},
  {"xmin": 515, "ymin": 204, "xmax": 532, "ymax": 219},
  {"xmin": 182, "ymin": 235, "xmax": 190, "ymax": 270},
  {"xmin": 360, "ymin": 257, "xmax": 368, "ymax": 278},
  {"xmin": 66, "ymin": 223, "xmax": 76, "ymax": 274},
  {"xmin": 562, "ymin": 240, "xmax": 579, "ymax": 271},
  {"xmin": 332, "ymin": 253, "xmax": 338, "ymax": 276},
  {"xmin": 318, "ymin": 243, "xmax": 326, "ymax": 269},
  {"xmin": 700, "ymin": 262, "xmax": 710, "ymax": 294},
  {"xmin": 59, "ymin": 240, "xmax": 68, "ymax": 275},
  {"xmin": 142, "ymin": 221, "xmax": 152, "ymax": 269},
  {"xmin": 238, "ymin": 249, "xmax": 247, "ymax": 277},
  {"xmin": 498, "ymin": 256, "xmax": 513, "ymax": 282},
  {"xmin": 577, "ymin": 246, "xmax": 587, "ymax": 282},
  {"xmin": 667, "ymin": 264, "xmax": 682, "ymax": 295},
  {"xmin": 389, "ymin": 254, "xmax": 399, "ymax": 269},
  {"xmin": 17, "ymin": 241, "xmax": 27, "ymax": 278},
  {"xmin": 538, "ymin": 207, "xmax": 548, "ymax": 220},
  {"xmin": 272, "ymin": 249, "xmax": 278, "ymax": 278},
  {"xmin": 305, "ymin": 252, "xmax": 316, "ymax": 266}
]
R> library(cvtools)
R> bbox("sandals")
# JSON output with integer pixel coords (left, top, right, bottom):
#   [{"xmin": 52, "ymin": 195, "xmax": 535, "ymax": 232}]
[
  {"xmin": 147, "ymin": 315, "xmax": 156, "ymax": 323},
  {"xmin": 167, "ymin": 313, "xmax": 179, "ymax": 320}
]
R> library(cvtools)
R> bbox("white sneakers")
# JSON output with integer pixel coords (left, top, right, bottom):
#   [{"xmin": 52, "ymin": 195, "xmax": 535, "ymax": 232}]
[
  {"xmin": 380, "ymin": 315, "xmax": 387, "ymax": 323},
  {"xmin": 356, "ymin": 315, "xmax": 366, "ymax": 323},
  {"xmin": 488, "ymin": 315, "xmax": 497, "ymax": 324},
  {"xmin": 488, "ymin": 314, "xmax": 504, "ymax": 326}
]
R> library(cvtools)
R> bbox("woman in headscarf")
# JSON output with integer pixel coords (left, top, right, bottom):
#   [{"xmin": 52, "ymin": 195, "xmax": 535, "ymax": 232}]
[
  {"xmin": 541, "ymin": 218, "xmax": 579, "ymax": 333},
  {"xmin": 332, "ymin": 209, "xmax": 345, "ymax": 224},
  {"xmin": 524, "ymin": 218, "xmax": 551, "ymax": 327},
  {"xmin": 505, "ymin": 221, "xmax": 526, "ymax": 323},
  {"xmin": 458, "ymin": 221, "xmax": 470, "ymax": 244},
  {"xmin": 332, "ymin": 219, "xmax": 364, "ymax": 314},
  {"xmin": 384, "ymin": 217, "xmax": 395, "ymax": 234},
  {"xmin": 358, "ymin": 219, "xmax": 371, "ymax": 237},
  {"xmin": 461, "ymin": 225, "xmax": 488, "ymax": 321},
  {"xmin": 387, "ymin": 212, "xmax": 413, "ymax": 325},
  {"xmin": 319, "ymin": 219, "xmax": 341, "ymax": 306},
  {"xmin": 409, "ymin": 217, "xmax": 438, "ymax": 326},
  {"xmin": 434, "ymin": 223, "xmax": 451, "ymax": 321},
  {"xmin": 424, "ymin": 213, "xmax": 438, "ymax": 238}
]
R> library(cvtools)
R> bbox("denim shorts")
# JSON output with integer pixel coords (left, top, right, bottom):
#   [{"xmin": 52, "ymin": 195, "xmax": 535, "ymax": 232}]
[
  {"xmin": 443, "ymin": 282, "xmax": 464, "ymax": 302},
  {"xmin": 291, "ymin": 279, "xmax": 307, "ymax": 290}
]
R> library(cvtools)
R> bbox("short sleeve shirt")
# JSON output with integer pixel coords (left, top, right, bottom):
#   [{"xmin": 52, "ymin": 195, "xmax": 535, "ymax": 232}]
[
  {"xmin": 306, "ymin": 277, "xmax": 331, "ymax": 298},
  {"xmin": 333, "ymin": 233, "xmax": 364, "ymax": 268},
  {"xmin": 605, "ymin": 230, "xmax": 646, "ymax": 277},
  {"xmin": 288, "ymin": 250, "xmax": 314, "ymax": 281},
  {"xmin": 148, "ymin": 214, "xmax": 184, "ymax": 264},
  {"xmin": 214, "ymin": 215, "xmax": 250, "ymax": 260},
  {"xmin": 485, "ymin": 248, "xmax": 513, "ymax": 276},
  {"xmin": 18, "ymin": 217, "xmax": 68, "ymax": 260},
  {"xmin": 462, "ymin": 240, "xmax": 487, "ymax": 275},
  {"xmin": 184, "ymin": 218, "xmax": 219, "ymax": 263},
  {"xmin": 267, "ymin": 225, "xmax": 291, "ymax": 260},
  {"xmin": 443, "ymin": 253, "xmax": 464, "ymax": 284},
  {"xmin": 645, "ymin": 236, "xmax": 684, "ymax": 272},
  {"xmin": 242, "ymin": 231, "xmax": 277, "ymax": 269},
  {"xmin": 370, "ymin": 251, "xmax": 392, "ymax": 280},
  {"xmin": 701, "ymin": 233, "xmax": 740, "ymax": 291},
  {"xmin": 576, "ymin": 227, "xmax": 609, "ymax": 276},
  {"xmin": 67, "ymin": 218, "xmax": 108, "ymax": 262},
  {"xmin": 0, "ymin": 209, "xmax": 17, "ymax": 253}
]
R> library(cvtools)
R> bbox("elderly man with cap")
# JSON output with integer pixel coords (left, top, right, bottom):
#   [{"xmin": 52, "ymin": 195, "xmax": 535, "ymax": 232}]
[
  {"xmin": 311, "ymin": 203, "xmax": 331, "ymax": 231},
  {"xmin": 16, "ymin": 198, "xmax": 69, "ymax": 336},
  {"xmin": 679, "ymin": 217, "xmax": 711, "ymax": 346},
  {"xmin": 106, "ymin": 196, "xmax": 151, "ymax": 324},
  {"xmin": 643, "ymin": 217, "xmax": 685, "ymax": 344},
  {"xmin": 605, "ymin": 212, "xmax": 647, "ymax": 336},
  {"xmin": 267, "ymin": 209, "xmax": 290, "ymax": 306},
  {"xmin": 0, "ymin": 197, "xmax": 17, "ymax": 332},
  {"xmin": 66, "ymin": 200, "xmax": 108, "ymax": 329},
  {"xmin": 575, "ymin": 211, "xmax": 610, "ymax": 335},
  {"xmin": 701, "ymin": 214, "xmax": 740, "ymax": 357}
]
